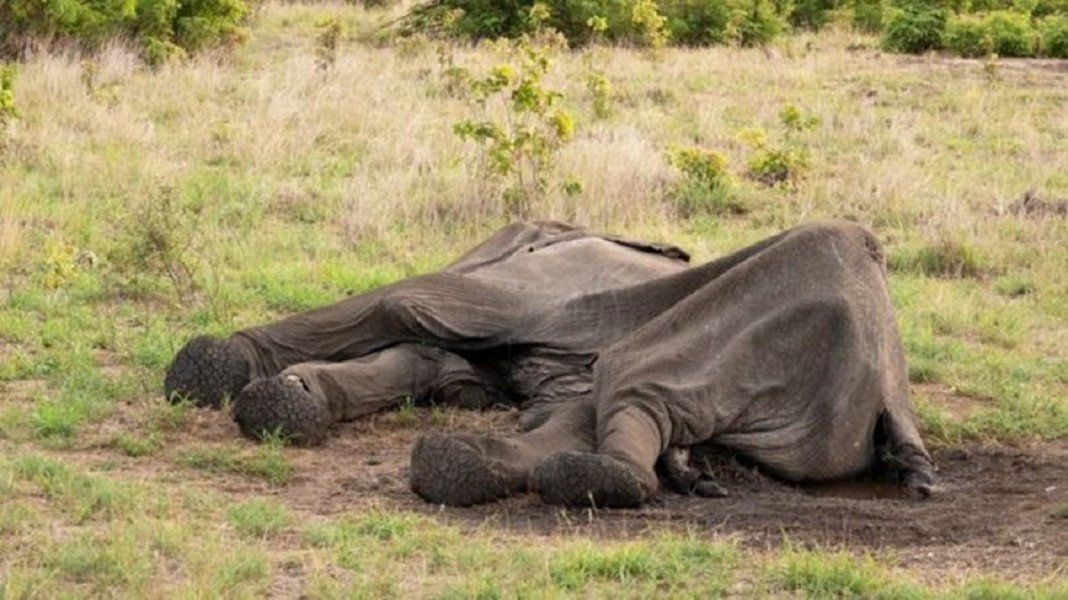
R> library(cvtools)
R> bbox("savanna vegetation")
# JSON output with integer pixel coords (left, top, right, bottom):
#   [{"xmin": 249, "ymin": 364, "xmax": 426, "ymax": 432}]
[{"xmin": 0, "ymin": 0, "xmax": 1066, "ymax": 596}]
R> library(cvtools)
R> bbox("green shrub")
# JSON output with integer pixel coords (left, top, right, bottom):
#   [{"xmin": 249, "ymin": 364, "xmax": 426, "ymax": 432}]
[
  {"xmin": 740, "ymin": 104, "xmax": 819, "ymax": 188},
  {"xmin": 1039, "ymin": 15, "xmax": 1068, "ymax": 55},
  {"xmin": 981, "ymin": 10, "xmax": 1037, "ymax": 55},
  {"xmin": 968, "ymin": 0, "xmax": 1015, "ymax": 11},
  {"xmin": 667, "ymin": 147, "xmax": 738, "ymax": 217},
  {"xmin": 946, "ymin": 11, "xmax": 1037, "ymax": 57},
  {"xmin": 451, "ymin": 40, "xmax": 575, "ymax": 216},
  {"xmin": 0, "ymin": 0, "xmax": 248, "ymax": 63},
  {"xmin": 945, "ymin": 15, "xmax": 991, "ymax": 56},
  {"xmin": 852, "ymin": 0, "xmax": 886, "ymax": 32},
  {"xmin": 1033, "ymin": 0, "xmax": 1068, "ymax": 18},
  {"xmin": 728, "ymin": 0, "xmax": 786, "ymax": 46},
  {"xmin": 405, "ymin": 0, "xmax": 789, "ymax": 46},
  {"xmin": 788, "ymin": 0, "xmax": 837, "ymax": 29},
  {"xmin": 660, "ymin": 0, "xmax": 734, "ymax": 44},
  {"xmin": 173, "ymin": 0, "xmax": 248, "ymax": 52},
  {"xmin": 0, "ymin": 65, "xmax": 16, "ymax": 152},
  {"xmin": 881, "ymin": 1, "xmax": 947, "ymax": 53}
]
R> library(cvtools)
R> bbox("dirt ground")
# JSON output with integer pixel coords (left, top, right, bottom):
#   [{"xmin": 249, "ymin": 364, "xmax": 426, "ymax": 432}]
[{"xmin": 99, "ymin": 399, "xmax": 1066, "ymax": 583}]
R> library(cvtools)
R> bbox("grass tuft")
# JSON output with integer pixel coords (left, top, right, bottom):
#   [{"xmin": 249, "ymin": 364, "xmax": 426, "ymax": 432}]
[
  {"xmin": 767, "ymin": 546, "xmax": 926, "ymax": 598},
  {"xmin": 112, "ymin": 431, "xmax": 164, "ymax": 457},
  {"xmin": 226, "ymin": 498, "xmax": 291, "ymax": 539},
  {"xmin": 11, "ymin": 454, "xmax": 137, "ymax": 523},
  {"xmin": 888, "ymin": 238, "xmax": 988, "ymax": 279},
  {"xmin": 549, "ymin": 534, "xmax": 738, "ymax": 594},
  {"xmin": 178, "ymin": 440, "xmax": 294, "ymax": 485}
]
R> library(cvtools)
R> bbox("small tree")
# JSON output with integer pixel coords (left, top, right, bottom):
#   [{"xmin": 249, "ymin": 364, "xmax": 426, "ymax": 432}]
[{"xmin": 452, "ymin": 34, "xmax": 575, "ymax": 217}]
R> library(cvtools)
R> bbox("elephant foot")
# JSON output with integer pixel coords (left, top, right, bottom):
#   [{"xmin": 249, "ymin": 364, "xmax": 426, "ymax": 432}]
[
  {"xmin": 659, "ymin": 446, "xmax": 730, "ymax": 498},
  {"xmin": 533, "ymin": 452, "xmax": 649, "ymax": 508},
  {"xmin": 879, "ymin": 446, "xmax": 942, "ymax": 499},
  {"xmin": 903, "ymin": 463, "xmax": 942, "ymax": 498},
  {"xmin": 409, "ymin": 434, "xmax": 511, "ymax": 507},
  {"xmin": 164, "ymin": 336, "xmax": 250, "ymax": 409},
  {"xmin": 233, "ymin": 374, "xmax": 331, "ymax": 446}
]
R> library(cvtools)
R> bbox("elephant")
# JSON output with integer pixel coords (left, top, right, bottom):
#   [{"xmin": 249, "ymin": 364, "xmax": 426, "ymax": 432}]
[{"xmin": 165, "ymin": 220, "xmax": 939, "ymax": 508}]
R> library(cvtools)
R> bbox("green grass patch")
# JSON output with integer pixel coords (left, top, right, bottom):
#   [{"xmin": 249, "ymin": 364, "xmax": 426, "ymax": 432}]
[
  {"xmin": 549, "ymin": 534, "xmax": 739, "ymax": 595},
  {"xmin": 766, "ymin": 547, "xmax": 925, "ymax": 598},
  {"xmin": 10, "ymin": 454, "xmax": 139, "ymax": 523},
  {"xmin": 178, "ymin": 438, "xmax": 293, "ymax": 485},
  {"xmin": 226, "ymin": 498, "xmax": 291, "ymax": 539},
  {"xmin": 112, "ymin": 431, "xmax": 164, "ymax": 457},
  {"xmin": 888, "ymin": 239, "xmax": 988, "ymax": 279}
]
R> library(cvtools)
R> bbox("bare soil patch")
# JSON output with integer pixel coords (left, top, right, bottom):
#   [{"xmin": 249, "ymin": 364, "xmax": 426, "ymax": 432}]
[{"xmin": 65, "ymin": 394, "xmax": 1067, "ymax": 582}]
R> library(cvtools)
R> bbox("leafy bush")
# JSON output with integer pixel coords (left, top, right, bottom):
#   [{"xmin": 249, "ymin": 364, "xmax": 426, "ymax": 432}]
[
  {"xmin": 981, "ymin": 10, "xmax": 1037, "ymax": 55},
  {"xmin": 656, "ymin": 0, "xmax": 786, "ymax": 46},
  {"xmin": 406, "ymin": 0, "xmax": 788, "ymax": 46},
  {"xmin": 945, "ymin": 15, "xmax": 992, "ymax": 56},
  {"xmin": 788, "ymin": 0, "xmax": 838, "ymax": 30},
  {"xmin": 1039, "ymin": 15, "xmax": 1068, "ymax": 56},
  {"xmin": 967, "ymin": 0, "xmax": 1015, "ymax": 11},
  {"xmin": 852, "ymin": 0, "xmax": 886, "ymax": 32},
  {"xmin": 451, "ymin": 40, "xmax": 575, "ymax": 216},
  {"xmin": 0, "ymin": 0, "xmax": 248, "ymax": 63},
  {"xmin": 946, "ymin": 11, "xmax": 1037, "ymax": 57},
  {"xmin": 659, "ymin": 0, "xmax": 734, "ymax": 44},
  {"xmin": 1033, "ymin": 0, "xmax": 1068, "ymax": 18},
  {"xmin": 741, "ymin": 104, "xmax": 819, "ymax": 188},
  {"xmin": 881, "ymin": 1, "xmax": 947, "ymax": 53},
  {"xmin": 667, "ymin": 146, "xmax": 737, "ymax": 216},
  {"xmin": 728, "ymin": 0, "xmax": 786, "ymax": 46},
  {"xmin": 0, "ymin": 65, "xmax": 16, "ymax": 153}
]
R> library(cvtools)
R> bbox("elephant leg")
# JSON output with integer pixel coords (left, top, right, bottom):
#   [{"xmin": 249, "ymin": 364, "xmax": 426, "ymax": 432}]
[
  {"xmin": 410, "ymin": 400, "xmax": 595, "ymax": 506},
  {"xmin": 233, "ymin": 343, "xmax": 501, "ymax": 445},
  {"xmin": 533, "ymin": 405, "xmax": 663, "ymax": 508},
  {"xmin": 875, "ymin": 410, "xmax": 941, "ymax": 497},
  {"xmin": 166, "ymin": 271, "xmax": 526, "ymax": 407}
]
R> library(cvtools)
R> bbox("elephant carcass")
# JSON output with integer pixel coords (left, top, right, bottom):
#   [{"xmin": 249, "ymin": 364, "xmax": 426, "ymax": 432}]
[{"xmin": 164, "ymin": 220, "xmax": 937, "ymax": 506}]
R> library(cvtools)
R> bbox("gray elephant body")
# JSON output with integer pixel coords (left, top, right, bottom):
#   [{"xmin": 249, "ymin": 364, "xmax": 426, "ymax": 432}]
[{"xmin": 166, "ymin": 220, "xmax": 937, "ymax": 506}]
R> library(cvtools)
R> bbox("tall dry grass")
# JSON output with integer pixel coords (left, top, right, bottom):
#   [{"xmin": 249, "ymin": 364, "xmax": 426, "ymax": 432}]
[{"xmin": 1, "ymin": 2, "xmax": 1064, "ymax": 274}]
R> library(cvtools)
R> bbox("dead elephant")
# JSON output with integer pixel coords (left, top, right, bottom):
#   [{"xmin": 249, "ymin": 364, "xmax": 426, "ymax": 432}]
[{"xmin": 165, "ymin": 220, "xmax": 938, "ymax": 508}]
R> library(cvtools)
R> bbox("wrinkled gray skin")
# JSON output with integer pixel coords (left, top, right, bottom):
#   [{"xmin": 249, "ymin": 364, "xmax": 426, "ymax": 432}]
[{"xmin": 165, "ymin": 220, "xmax": 939, "ymax": 508}]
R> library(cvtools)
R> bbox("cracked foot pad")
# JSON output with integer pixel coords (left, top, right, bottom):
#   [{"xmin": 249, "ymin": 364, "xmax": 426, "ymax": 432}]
[
  {"xmin": 534, "ymin": 451, "xmax": 648, "ymax": 508},
  {"xmin": 233, "ymin": 375, "xmax": 331, "ymax": 446},
  {"xmin": 409, "ymin": 434, "xmax": 509, "ymax": 507},
  {"xmin": 164, "ymin": 336, "xmax": 250, "ymax": 409}
]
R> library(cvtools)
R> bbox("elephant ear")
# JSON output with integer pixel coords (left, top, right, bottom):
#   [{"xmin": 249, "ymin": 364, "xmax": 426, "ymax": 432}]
[{"xmin": 598, "ymin": 235, "xmax": 691, "ymax": 263}]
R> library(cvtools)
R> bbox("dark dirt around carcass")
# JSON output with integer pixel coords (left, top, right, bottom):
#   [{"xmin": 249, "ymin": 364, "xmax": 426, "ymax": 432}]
[
  {"xmin": 72, "ymin": 399, "xmax": 1061, "ymax": 581},
  {"xmin": 175, "ymin": 406, "xmax": 1068, "ymax": 581}
]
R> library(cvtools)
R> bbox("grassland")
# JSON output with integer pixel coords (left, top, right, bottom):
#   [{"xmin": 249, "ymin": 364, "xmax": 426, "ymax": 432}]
[{"xmin": 0, "ymin": 1, "xmax": 1066, "ymax": 597}]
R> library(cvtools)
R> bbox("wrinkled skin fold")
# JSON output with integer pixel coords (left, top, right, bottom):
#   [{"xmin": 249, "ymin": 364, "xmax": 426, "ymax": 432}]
[{"xmin": 165, "ymin": 220, "xmax": 938, "ymax": 507}]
